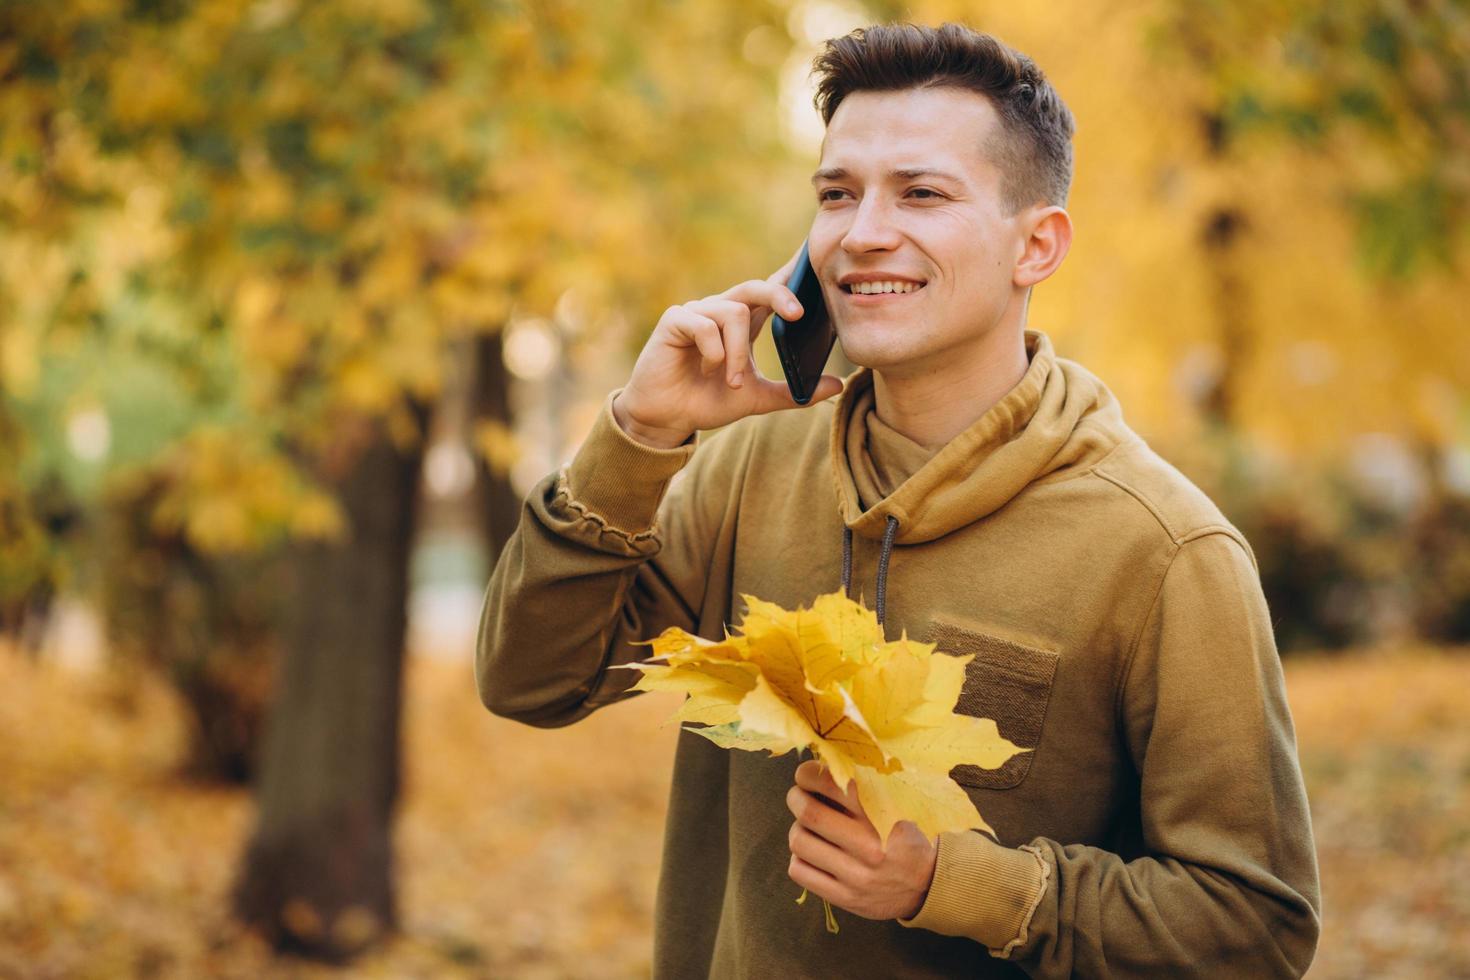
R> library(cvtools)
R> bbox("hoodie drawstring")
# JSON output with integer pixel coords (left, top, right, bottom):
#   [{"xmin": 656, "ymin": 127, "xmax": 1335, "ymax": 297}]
[
  {"xmin": 841, "ymin": 515, "xmax": 901, "ymax": 627},
  {"xmin": 875, "ymin": 515, "xmax": 899, "ymax": 627}
]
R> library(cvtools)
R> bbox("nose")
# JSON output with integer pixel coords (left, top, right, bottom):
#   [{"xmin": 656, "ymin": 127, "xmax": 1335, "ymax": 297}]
[{"xmin": 840, "ymin": 196, "xmax": 902, "ymax": 254}]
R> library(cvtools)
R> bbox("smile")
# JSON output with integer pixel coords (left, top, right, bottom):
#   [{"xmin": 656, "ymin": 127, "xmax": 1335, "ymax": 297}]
[{"xmin": 840, "ymin": 280, "xmax": 925, "ymax": 295}]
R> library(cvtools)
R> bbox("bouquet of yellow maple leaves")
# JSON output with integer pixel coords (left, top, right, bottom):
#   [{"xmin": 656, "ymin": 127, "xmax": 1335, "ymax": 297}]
[{"xmin": 611, "ymin": 591, "xmax": 1026, "ymax": 930}]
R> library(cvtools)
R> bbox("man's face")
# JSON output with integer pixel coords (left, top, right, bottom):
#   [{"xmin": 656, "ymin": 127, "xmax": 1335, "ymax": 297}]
[{"xmin": 808, "ymin": 86, "xmax": 1032, "ymax": 376}]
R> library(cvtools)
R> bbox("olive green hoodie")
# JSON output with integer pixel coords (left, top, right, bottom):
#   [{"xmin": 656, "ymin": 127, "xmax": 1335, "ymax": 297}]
[{"xmin": 477, "ymin": 328, "xmax": 1321, "ymax": 978}]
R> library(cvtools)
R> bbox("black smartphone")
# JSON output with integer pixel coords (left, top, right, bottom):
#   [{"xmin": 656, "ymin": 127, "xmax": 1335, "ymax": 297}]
[{"xmin": 770, "ymin": 240, "xmax": 836, "ymax": 406}]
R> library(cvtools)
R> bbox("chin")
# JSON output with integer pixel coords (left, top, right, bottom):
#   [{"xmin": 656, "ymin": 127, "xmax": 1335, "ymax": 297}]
[
  {"xmin": 833, "ymin": 326, "xmax": 929, "ymax": 372},
  {"xmin": 838, "ymin": 342, "xmax": 927, "ymax": 374}
]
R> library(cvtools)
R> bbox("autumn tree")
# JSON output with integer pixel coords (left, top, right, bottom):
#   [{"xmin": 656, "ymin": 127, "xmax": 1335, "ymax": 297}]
[
  {"xmin": 843, "ymin": 2, "xmax": 1468, "ymax": 647},
  {"xmin": 1, "ymin": 0, "xmax": 804, "ymax": 959},
  {"xmin": 1148, "ymin": 0, "xmax": 1470, "ymax": 645},
  {"xmin": 891, "ymin": 0, "xmax": 1467, "ymax": 456},
  {"xmin": 1162, "ymin": 0, "xmax": 1469, "ymax": 280}
]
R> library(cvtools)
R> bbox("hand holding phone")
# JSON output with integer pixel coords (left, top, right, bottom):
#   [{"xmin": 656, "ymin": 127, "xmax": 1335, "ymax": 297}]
[
  {"xmin": 771, "ymin": 240, "xmax": 838, "ymax": 406},
  {"xmin": 611, "ymin": 246, "xmax": 844, "ymax": 450}
]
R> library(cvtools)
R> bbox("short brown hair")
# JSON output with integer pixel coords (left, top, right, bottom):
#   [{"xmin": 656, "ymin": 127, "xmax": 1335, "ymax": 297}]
[{"xmin": 812, "ymin": 23, "xmax": 1075, "ymax": 214}]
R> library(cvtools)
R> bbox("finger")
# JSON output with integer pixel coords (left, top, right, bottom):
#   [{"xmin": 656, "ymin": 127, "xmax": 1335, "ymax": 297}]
[
  {"xmin": 788, "ymin": 784, "xmax": 857, "ymax": 841},
  {"xmin": 788, "ymin": 785, "xmax": 835, "ymax": 831},
  {"xmin": 822, "ymin": 778, "xmax": 865, "ymax": 820},
  {"xmin": 740, "ymin": 371, "xmax": 845, "ymax": 417},
  {"xmin": 722, "ymin": 278, "xmax": 803, "ymax": 326},
  {"xmin": 715, "ymin": 277, "xmax": 802, "ymax": 355},
  {"xmin": 718, "ymin": 302, "xmax": 752, "ymax": 387},
  {"xmin": 788, "ymin": 854, "xmax": 849, "ymax": 907},
  {"xmin": 797, "ymin": 764, "xmax": 867, "ymax": 825},
  {"xmin": 791, "ymin": 783, "xmax": 885, "ymax": 862},
  {"xmin": 669, "ymin": 308, "xmax": 724, "ymax": 374},
  {"xmin": 805, "ymin": 374, "xmax": 845, "ymax": 404},
  {"xmin": 795, "ymin": 761, "xmax": 845, "ymax": 803},
  {"xmin": 685, "ymin": 299, "xmax": 754, "ymax": 384},
  {"xmin": 748, "ymin": 302, "xmax": 789, "ymax": 350},
  {"xmin": 795, "ymin": 759, "xmax": 828, "ymax": 786},
  {"xmin": 791, "ymin": 819, "xmax": 884, "ymax": 875}
]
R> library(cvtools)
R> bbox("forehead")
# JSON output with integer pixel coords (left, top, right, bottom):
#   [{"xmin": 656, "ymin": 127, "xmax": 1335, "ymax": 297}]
[{"xmin": 818, "ymin": 86, "xmax": 1001, "ymax": 179}]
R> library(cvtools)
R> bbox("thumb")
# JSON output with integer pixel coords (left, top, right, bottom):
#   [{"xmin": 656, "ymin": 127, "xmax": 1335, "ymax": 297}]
[
  {"xmin": 806, "ymin": 374, "xmax": 845, "ymax": 405},
  {"xmin": 745, "ymin": 373, "xmax": 845, "ymax": 415}
]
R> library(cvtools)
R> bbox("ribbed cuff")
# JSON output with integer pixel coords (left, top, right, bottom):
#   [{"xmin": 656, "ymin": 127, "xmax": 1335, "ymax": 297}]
[
  {"xmin": 561, "ymin": 390, "xmax": 698, "ymax": 537},
  {"xmin": 897, "ymin": 831, "xmax": 1049, "ymax": 958}
]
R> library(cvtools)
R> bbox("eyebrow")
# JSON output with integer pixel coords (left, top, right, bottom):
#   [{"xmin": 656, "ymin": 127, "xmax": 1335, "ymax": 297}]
[{"xmin": 809, "ymin": 166, "xmax": 966, "ymax": 185}]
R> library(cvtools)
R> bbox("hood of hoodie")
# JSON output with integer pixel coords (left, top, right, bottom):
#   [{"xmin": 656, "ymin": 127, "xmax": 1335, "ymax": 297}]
[{"xmin": 830, "ymin": 328, "xmax": 1131, "ymax": 545}]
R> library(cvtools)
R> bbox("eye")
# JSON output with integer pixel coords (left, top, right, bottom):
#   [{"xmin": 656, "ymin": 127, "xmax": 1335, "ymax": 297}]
[
  {"xmin": 908, "ymin": 187, "xmax": 944, "ymax": 200},
  {"xmin": 817, "ymin": 188, "xmax": 850, "ymax": 202}
]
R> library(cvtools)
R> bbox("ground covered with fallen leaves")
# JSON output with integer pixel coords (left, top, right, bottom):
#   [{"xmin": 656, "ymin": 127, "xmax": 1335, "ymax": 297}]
[{"xmin": 1, "ymin": 643, "xmax": 1467, "ymax": 978}]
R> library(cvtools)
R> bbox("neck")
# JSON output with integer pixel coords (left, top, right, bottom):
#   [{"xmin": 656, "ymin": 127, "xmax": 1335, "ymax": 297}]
[{"xmin": 871, "ymin": 328, "xmax": 1031, "ymax": 449}]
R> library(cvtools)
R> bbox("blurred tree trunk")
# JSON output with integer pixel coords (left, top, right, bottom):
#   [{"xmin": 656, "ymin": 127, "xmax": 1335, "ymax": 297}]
[
  {"xmin": 97, "ymin": 470, "xmax": 281, "ymax": 784},
  {"xmin": 233, "ymin": 410, "xmax": 426, "ymax": 960},
  {"xmin": 1198, "ymin": 196, "xmax": 1251, "ymax": 431},
  {"xmin": 0, "ymin": 401, "xmax": 57, "ymax": 656},
  {"xmin": 1190, "ymin": 76, "xmax": 1255, "ymax": 434},
  {"xmin": 471, "ymin": 330, "xmax": 521, "ymax": 562}
]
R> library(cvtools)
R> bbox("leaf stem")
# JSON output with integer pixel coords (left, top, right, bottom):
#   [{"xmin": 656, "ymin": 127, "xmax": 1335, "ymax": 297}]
[
  {"xmin": 823, "ymin": 897, "xmax": 840, "ymax": 934},
  {"xmin": 794, "ymin": 747, "xmax": 841, "ymax": 934}
]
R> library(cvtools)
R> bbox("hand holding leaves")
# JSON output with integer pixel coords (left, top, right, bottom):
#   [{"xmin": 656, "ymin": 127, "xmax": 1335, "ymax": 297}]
[
  {"xmin": 611, "ymin": 591, "xmax": 1027, "ymax": 846},
  {"xmin": 786, "ymin": 759, "xmax": 938, "ymax": 922}
]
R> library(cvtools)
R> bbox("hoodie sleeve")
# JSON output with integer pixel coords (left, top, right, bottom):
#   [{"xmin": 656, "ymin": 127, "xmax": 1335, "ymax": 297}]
[
  {"xmin": 475, "ymin": 391, "xmax": 730, "ymax": 728},
  {"xmin": 900, "ymin": 531, "xmax": 1322, "ymax": 977}
]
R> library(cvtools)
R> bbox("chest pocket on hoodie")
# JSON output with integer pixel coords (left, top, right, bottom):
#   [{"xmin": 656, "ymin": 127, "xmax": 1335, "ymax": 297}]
[{"xmin": 925, "ymin": 619, "xmax": 1060, "ymax": 791}]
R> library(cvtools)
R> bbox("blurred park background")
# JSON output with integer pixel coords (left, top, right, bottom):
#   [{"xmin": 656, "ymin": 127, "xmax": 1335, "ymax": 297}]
[{"xmin": 1, "ymin": 0, "xmax": 1467, "ymax": 976}]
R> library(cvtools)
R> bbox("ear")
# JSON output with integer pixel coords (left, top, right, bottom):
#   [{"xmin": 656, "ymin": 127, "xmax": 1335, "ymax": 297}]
[{"xmin": 1013, "ymin": 206, "xmax": 1072, "ymax": 289}]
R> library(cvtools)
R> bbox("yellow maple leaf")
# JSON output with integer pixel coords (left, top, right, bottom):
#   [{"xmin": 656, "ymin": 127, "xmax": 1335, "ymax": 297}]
[{"xmin": 611, "ymin": 592, "xmax": 1028, "ymax": 847}]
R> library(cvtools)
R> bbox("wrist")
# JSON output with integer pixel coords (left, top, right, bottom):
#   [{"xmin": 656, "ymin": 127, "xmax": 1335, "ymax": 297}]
[
  {"xmin": 901, "ymin": 841, "xmax": 939, "ymax": 920},
  {"xmin": 612, "ymin": 392, "xmax": 694, "ymax": 450}
]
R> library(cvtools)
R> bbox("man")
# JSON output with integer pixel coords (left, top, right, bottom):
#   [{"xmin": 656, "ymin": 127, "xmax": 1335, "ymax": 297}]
[{"xmin": 477, "ymin": 22, "xmax": 1321, "ymax": 978}]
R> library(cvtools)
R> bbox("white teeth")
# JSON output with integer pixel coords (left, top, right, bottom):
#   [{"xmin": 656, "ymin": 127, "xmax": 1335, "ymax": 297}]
[{"xmin": 850, "ymin": 280, "xmax": 921, "ymax": 294}]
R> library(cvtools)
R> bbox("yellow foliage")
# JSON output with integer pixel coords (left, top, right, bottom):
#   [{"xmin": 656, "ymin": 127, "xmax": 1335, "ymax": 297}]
[
  {"xmin": 233, "ymin": 277, "xmax": 279, "ymax": 332},
  {"xmin": 472, "ymin": 419, "xmax": 520, "ymax": 477},
  {"xmin": 108, "ymin": 49, "xmax": 205, "ymax": 127},
  {"xmin": 613, "ymin": 592, "xmax": 1026, "ymax": 846},
  {"xmin": 336, "ymin": 355, "xmax": 395, "ymax": 413},
  {"xmin": 0, "ymin": 324, "xmax": 38, "ymax": 397},
  {"xmin": 289, "ymin": 490, "xmax": 347, "ymax": 541},
  {"xmin": 344, "ymin": 0, "xmax": 430, "ymax": 33},
  {"xmin": 147, "ymin": 428, "xmax": 346, "ymax": 553},
  {"xmin": 0, "ymin": 0, "xmax": 807, "ymax": 491},
  {"xmin": 905, "ymin": 1, "xmax": 1470, "ymax": 454}
]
